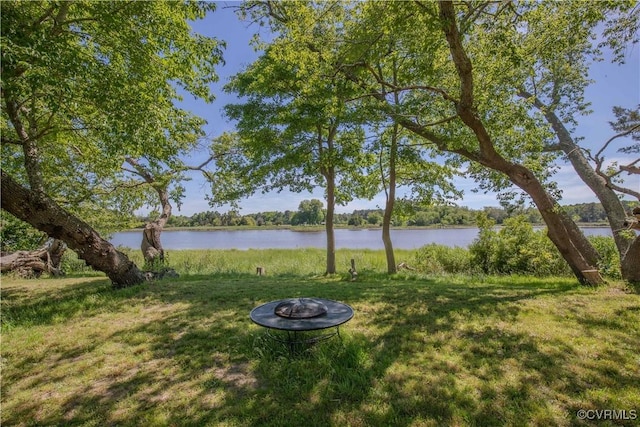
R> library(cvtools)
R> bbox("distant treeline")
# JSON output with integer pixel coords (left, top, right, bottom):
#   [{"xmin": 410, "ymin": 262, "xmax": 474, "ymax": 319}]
[{"xmin": 152, "ymin": 201, "xmax": 636, "ymax": 228}]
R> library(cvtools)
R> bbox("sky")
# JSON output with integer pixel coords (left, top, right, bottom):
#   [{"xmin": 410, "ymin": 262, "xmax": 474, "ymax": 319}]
[{"xmin": 169, "ymin": 1, "xmax": 640, "ymax": 217}]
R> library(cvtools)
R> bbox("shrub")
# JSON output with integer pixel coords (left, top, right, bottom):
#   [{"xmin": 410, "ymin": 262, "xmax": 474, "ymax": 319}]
[
  {"xmin": 414, "ymin": 244, "xmax": 473, "ymax": 274},
  {"xmin": 470, "ymin": 213, "xmax": 570, "ymax": 277},
  {"xmin": 0, "ymin": 212, "xmax": 45, "ymax": 252},
  {"xmin": 468, "ymin": 212, "xmax": 498, "ymax": 274},
  {"xmin": 59, "ymin": 251, "xmax": 100, "ymax": 276},
  {"xmin": 588, "ymin": 235, "xmax": 621, "ymax": 279}
]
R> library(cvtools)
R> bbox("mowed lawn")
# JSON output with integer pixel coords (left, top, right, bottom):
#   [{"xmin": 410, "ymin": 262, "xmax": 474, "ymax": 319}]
[{"xmin": 2, "ymin": 254, "xmax": 640, "ymax": 426}]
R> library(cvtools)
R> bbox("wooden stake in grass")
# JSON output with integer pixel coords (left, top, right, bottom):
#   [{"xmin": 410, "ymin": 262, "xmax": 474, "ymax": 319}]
[{"xmin": 349, "ymin": 259, "xmax": 357, "ymax": 281}]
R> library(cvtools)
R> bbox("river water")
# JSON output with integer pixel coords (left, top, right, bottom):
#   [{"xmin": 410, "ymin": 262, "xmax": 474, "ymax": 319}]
[{"xmin": 110, "ymin": 227, "xmax": 612, "ymax": 250}]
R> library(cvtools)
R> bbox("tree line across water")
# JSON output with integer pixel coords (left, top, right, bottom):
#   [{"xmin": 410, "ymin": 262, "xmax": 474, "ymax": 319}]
[{"xmin": 155, "ymin": 201, "xmax": 634, "ymax": 229}]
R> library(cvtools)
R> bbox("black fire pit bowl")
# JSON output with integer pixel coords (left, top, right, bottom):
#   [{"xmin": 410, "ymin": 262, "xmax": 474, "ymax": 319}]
[{"xmin": 250, "ymin": 298, "xmax": 354, "ymax": 331}]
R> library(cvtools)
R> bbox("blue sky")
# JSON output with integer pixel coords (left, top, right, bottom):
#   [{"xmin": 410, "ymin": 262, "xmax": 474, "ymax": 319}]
[{"xmin": 170, "ymin": 2, "xmax": 639, "ymax": 217}]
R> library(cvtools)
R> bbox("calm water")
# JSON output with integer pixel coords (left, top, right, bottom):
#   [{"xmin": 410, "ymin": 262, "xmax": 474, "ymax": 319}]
[{"xmin": 110, "ymin": 227, "xmax": 613, "ymax": 250}]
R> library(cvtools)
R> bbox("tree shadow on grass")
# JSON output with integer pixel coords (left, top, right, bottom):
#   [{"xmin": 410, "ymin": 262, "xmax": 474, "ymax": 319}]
[
  {"xmin": 3, "ymin": 274, "xmax": 639, "ymax": 426},
  {"xmin": 220, "ymin": 277, "xmax": 639, "ymax": 426},
  {"xmin": 170, "ymin": 277, "xmax": 579, "ymax": 426}
]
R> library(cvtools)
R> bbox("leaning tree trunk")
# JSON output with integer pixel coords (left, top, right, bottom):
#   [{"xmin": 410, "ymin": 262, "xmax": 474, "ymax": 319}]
[
  {"xmin": 521, "ymin": 93, "xmax": 640, "ymax": 282},
  {"xmin": 0, "ymin": 239, "xmax": 66, "ymax": 278},
  {"xmin": 1, "ymin": 170, "xmax": 145, "ymax": 288},
  {"xmin": 504, "ymin": 164, "xmax": 604, "ymax": 285},
  {"xmin": 398, "ymin": 108, "xmax": 604, "ymax": 285},
  {"xmin": 437, "ymin": 1, "xmax": 603, "ymax": 285}
]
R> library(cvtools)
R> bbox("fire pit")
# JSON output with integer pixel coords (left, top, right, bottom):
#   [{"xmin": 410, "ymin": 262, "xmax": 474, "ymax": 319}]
[
  {"xmin": 274, "ymin": 298, "xmax": 328, "ymax": 319},
  {"xmin": 250, "ymin": 298, "xmax": 354, "ymax": 352}
]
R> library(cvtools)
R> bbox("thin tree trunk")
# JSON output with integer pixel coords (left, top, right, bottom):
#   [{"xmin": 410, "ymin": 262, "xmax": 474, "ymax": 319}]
[
  {"xmin": 319, "ymin": 124, "xmax": 338, "ymax": 275},
  {"xmin": 325, "ymin": 167, "xmax": 337, "ymax": 275},
  {"xmin": 4, "ymin": 97, "xmax": 46, "ymax": 195},
  {"xmin": 382, "ymin": 63, "xmax": 402, "ymax": 275},
  {"xmin": 1, "ymin": 170, "xmax": 145, "ymax": 288},
  {"xmin": 382, "ymin": 123, "xmax": 399, "ymax": 274}
]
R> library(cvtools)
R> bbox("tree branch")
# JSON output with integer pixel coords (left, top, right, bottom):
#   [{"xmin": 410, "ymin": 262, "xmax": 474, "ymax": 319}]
[
  {"xmin": 620, "ymin": 164, "xmax": 640, "ymax": 175},
  {"xmin": 594, "ymin": 124, "xmax": 640, "ymax": 162},
  {"xmin": 1, "ymin": 136, "xmax": 23, "ymax": 146},
  {"xmin": 360, "ymin": 61, "xmax": 458, "ymax": 103}
]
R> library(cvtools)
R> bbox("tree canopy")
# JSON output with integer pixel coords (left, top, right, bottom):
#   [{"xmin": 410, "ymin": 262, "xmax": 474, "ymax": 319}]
[
  {"xmin": 1, "ymin": 0, "xmax": 223, "ymax": 285},
  {"xmin": 2, "ymin": 0, "xmax": 637, "ymax": 285},
  {"xmin": 225, "ymin": 0, "xmax": 638, "ymax": 284}
]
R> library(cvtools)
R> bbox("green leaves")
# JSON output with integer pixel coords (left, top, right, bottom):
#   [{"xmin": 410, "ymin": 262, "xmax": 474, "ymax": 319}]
[
  {"xmin": 222, "ymin": 2, "xmax": 372, "ymax": 205},
  {"xmin": 2, "ymin": 0, "xmax": 223, "ymax": 221}
]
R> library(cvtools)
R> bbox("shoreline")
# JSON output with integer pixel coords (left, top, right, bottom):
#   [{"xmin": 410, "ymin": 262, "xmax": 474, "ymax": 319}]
[{"xmin": 116, "ymin": 222, "xmax": 610, "ymax": 233}]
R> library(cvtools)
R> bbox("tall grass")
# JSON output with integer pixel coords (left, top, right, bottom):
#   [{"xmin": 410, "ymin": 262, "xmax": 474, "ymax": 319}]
[
  {"xmin": 74, "ymin": 247, "xmax": 417, "ymax": 278},
  {"xmin": 61, "ymin": 228, "xmax": 622, "ymax": 281}
]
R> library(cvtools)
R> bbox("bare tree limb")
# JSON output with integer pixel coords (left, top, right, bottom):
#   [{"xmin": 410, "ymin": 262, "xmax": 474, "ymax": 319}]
[{"xmin": 594, "ymin": 124, "xmax": 640, "ymax": 161}]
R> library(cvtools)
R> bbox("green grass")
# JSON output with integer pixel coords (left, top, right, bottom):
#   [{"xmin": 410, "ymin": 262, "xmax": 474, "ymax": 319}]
[{"xmin": 2, "ymin": 249, "xmax": 640, "ymax": 426}]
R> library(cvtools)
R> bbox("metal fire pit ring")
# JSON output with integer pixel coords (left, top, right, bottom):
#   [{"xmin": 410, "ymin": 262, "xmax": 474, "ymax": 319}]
[{"xmin": 250, "ymin": 298, "xmax": 354, "ymax": 352}]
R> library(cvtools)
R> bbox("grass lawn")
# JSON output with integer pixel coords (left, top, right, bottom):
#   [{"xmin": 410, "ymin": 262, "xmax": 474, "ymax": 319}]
[{"xmin": 2, "ymin": 249, "xmax": 639, "ymax": 426}]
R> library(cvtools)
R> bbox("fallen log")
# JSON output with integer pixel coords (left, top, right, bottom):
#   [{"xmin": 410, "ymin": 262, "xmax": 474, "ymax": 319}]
[{"xmin": 0, "ymin": 239, "xmax": 66, "ymax": 278}]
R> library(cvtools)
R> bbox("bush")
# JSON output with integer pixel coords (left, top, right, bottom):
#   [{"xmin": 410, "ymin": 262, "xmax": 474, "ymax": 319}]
[
  {"xmin": 0, "ymin": 212, "xmax": 45, "ymax": 252},
  {"xmin": 414, "ymin": 244, "xmax": 474, "ymax": 274},
  {"xmin": 469, "ymin": 213, "xmax": 570, "ymax": 277},
  {"xmin": 588, "ymin": 235, "xmax": 621, "ymax": 279},
  {"xmin": 59, "ymin": 251, "xmax": 100, "ymax": 276}
]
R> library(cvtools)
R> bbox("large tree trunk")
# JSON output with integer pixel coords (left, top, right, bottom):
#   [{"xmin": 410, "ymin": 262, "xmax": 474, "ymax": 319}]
[
  {"xmin": 1, "ymin": 170, "xmax": 145, "ymax": 288},
  {"xmin": 0, "ymin": 239, "xmax": 66, "ymax": 277},
  {"xmin": 621, "ymin": 236, "xmax": 640, "ymax": 284},
  {"xmin": 504, "ymin": 164, "xmax": 604, "ymax": 284}
]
